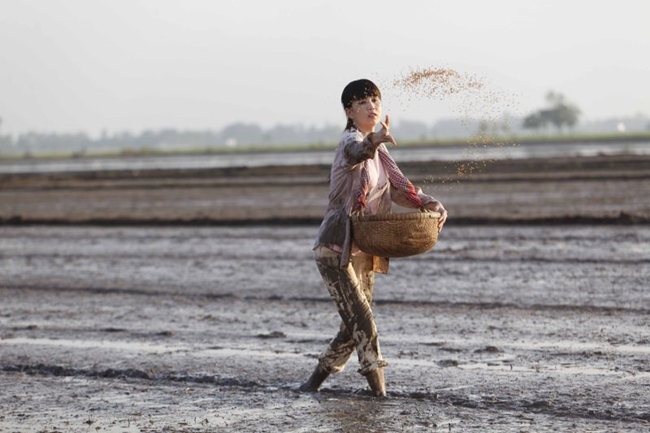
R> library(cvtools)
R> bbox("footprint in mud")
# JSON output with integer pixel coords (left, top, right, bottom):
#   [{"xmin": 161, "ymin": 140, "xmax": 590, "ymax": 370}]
[
  {"xmin": 256, "ymin": 331, "xmax": 287, "ymax": 339},
  {"xmin": 473, "ymin": 345, "xmax": 501, "ymax": 353},
  {"xmin": 438, "ymin": 359, "xmax": 460, "ymax": 368}
]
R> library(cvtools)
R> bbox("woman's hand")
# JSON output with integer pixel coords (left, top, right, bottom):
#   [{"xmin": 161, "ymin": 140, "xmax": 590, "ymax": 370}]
[
  {"xmin": 424, "ymin": 200, "xmax": 448, "ymax": 232},
  {"xmin": 372, "ymin": 115, "xmax": 397, "ymax": 147}
]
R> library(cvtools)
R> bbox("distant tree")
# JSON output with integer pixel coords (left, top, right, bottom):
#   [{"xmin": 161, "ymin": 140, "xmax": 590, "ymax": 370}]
[
  {"xmin": 523, "ymin": 91, "xmax": 581, "ymax": 133},
  {"xmin": 0, "ymin": 116, "xmax": 11, "ymax": 152},
  {"xmin": 475, "ymin": 119, "xmax": 503, "ymax": 138},
  {"xmin": 221, "ymin": 122, "xmax": 264, "ymax": 145}
]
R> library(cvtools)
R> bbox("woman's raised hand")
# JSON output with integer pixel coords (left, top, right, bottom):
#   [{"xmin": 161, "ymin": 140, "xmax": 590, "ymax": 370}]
[{"xmin": 375, "ymin": 115, "xmax": 397, "ymax": 147}]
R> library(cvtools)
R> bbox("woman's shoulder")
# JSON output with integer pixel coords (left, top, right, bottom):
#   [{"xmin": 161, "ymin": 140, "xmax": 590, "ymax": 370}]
[{"xmin": 339, "ymin": 127, "xmax": 364, "ymax": 145}]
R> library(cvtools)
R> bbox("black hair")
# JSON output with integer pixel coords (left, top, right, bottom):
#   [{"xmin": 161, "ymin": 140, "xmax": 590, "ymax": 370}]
[{"xmin": 341, "ymin": 79, "xmax": 381, "ymax": 130}]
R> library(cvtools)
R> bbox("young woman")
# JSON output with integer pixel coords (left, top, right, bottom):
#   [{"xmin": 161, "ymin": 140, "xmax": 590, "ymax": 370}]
[{"xmin": 299, "ymin": 79, "xmax": 448, "ymax": 396}]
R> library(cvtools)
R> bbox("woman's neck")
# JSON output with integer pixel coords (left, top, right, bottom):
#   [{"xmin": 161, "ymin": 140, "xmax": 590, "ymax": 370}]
[{"xmin": 353, "ymin": 123, "xmax": 375, "ymax": 135}]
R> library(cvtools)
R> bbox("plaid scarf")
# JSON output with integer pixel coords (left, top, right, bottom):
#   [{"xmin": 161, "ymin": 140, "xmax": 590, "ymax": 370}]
[{"xmin": 355, "ymin": 144, "xmax": 423, "ymax": 211}]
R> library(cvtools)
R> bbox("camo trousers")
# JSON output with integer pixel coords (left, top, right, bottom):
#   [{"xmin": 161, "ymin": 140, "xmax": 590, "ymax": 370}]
[{"xmin": 313, "ymin": 245, "xmax": 388, "ymax": 376}]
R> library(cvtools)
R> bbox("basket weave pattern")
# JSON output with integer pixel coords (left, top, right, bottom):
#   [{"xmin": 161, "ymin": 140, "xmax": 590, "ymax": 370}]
[{"xmin": 351, "ymin": 211, "xmax": 440, "ymax": 258}]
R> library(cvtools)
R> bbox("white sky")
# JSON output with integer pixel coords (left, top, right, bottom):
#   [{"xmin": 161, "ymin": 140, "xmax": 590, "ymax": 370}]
[{"xmin": 1, "ymin": 0, "xmax": 648, "ymax": 136}]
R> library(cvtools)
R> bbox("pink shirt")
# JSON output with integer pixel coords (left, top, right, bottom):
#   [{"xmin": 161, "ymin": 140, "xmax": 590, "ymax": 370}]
[{"xmin": 313, "ymin": 127, "xmax": 436, "ymax": 270}]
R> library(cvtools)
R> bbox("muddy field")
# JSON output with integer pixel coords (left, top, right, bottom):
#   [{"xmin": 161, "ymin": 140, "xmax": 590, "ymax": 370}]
[
  {"xmin": 1, "ymin": 153, "xmax": 650, "ymax": 432},
  {"xmin": 1, "ymin": 154, "xmax": 649, "ymax": 225}
]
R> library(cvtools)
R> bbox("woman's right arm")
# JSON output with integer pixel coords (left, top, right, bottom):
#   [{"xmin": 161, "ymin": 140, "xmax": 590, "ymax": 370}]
[{"xmin": 341, "ymin": 130, "xmax": 380, "ymax": 165}]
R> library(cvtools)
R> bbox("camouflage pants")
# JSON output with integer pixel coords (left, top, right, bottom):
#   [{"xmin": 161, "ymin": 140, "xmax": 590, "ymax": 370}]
[{"xmin": 313, "ymin": 245, "xmax": 388, "ymax": 376}]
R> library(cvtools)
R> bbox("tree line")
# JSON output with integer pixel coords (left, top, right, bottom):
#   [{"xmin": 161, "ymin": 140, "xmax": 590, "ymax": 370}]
[
  {"xmin": 0, "ymin": 123, "xmax": 344, "ymax": 156},
  {"xmin": 1, "ymin": 92, "xmax": 648, "ymax": 157}
]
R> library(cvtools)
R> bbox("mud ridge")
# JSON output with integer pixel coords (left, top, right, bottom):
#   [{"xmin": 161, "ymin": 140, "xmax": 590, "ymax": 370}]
[
  {"xmin": 3, "ymin": 171, "xmax": 648, "ymax": 192},
  {"xmin": 413, "ymin": 256, "xmax": 650, "ymax": 265},
  {"xmin": 2, "ymin": 213, "xmax": 649, "ymax": 226},
  {"xmin": 3, "ymin": 284, "xmax": 648, "ymax": 315},
  {"xmin": 0, "ymin": 284, "xmax": 238, "ymax": 300},
  {"xmin": 277, "ymin": 296, "xmax": 650, "ymax": 316},
  {"xmin": 2, "ymin": 363, "xmax": 263, "ymax": 388},
  {"xmin": 3, "ymin": 252, "xmax": 648, "ymax": 265}
]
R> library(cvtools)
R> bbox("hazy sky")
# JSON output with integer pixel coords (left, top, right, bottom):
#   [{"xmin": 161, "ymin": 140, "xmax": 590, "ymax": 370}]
[{"xmin": 1, "ymin": 0, "xmax": 648, "ymax": 136}]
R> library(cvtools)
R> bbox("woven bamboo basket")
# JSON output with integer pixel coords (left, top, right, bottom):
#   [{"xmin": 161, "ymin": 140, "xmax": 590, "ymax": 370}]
[{"xmin": 350, "ymin": 211, "xmax": 441, "ymax": 258}]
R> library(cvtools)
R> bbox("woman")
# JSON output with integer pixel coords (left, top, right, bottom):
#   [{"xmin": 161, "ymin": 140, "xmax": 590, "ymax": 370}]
[{"xmin": 299, "ymin": 79, "xmax": 448, "ymax": 397}]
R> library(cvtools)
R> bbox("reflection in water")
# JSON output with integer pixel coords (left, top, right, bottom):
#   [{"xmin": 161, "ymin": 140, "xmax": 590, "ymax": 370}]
[
  {"xmin": 319, "ymin": 393, "xmax": 460, "ymax": 431},
  {"xmin": 1, "ymin": 141, "xmax": 648, "ymax": 174},
  {"xmin": 322, "ymin": 394, "xmax": 392, "ymax": 433}
]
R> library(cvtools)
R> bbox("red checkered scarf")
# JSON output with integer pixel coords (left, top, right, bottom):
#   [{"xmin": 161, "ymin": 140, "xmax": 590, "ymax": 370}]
[{"xmin": 355, "ymin": 144, "xmax": 423, "ymax": 211}]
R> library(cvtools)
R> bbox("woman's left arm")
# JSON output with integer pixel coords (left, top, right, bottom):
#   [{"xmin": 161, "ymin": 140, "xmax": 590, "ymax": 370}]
[
  {"xmin": 391, "ymin": 186, "xmax": 448, "ymax": 232},
  {"xmin": 379, "ymin": 116, "xmax": 448, "ymax": 231}
]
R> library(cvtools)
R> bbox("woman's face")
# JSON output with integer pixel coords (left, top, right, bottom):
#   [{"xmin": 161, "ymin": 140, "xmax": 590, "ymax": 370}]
[{"xmin": 345, "ymin": 96, "xmax": 382, "ymax": 134}]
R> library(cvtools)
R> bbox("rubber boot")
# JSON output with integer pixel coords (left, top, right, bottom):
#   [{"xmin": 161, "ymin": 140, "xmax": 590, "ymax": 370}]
[
  {"xmin": 365, "ymin": 367, "xmax": 386, "ymax": 397},
  {"xmin": 298, "ymin": 365, "xmax": 329, "ymax": 392}
]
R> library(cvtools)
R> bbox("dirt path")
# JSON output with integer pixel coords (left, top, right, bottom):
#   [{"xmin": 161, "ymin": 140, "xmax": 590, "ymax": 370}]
[{"xmin": 2, "ymin": 225, "xmax": 649, "ymax": 432}]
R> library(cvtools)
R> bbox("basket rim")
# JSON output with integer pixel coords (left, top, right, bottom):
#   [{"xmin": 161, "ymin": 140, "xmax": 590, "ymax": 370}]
[{"xmin": 350, "ymin": 211, "xmax": 441, "ymax": 223}]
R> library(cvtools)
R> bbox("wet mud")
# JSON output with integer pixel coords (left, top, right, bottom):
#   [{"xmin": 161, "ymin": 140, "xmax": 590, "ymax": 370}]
[{"xmin": 1, "ymin": 153, "xmax": 650, "ymax": 432}]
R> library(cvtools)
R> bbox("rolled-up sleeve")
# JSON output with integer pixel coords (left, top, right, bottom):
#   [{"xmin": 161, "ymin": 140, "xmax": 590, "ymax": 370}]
[{"xmin": 342, "ymin": 131, "xmax": 379, "ymax": 165}]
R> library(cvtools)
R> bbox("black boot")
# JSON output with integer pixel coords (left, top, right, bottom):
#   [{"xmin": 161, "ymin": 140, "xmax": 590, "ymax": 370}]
[
  {"xmin": 365, "ymin": 367, "xmax": 386, "ymax": 397},
  {"xmin": 299, "ymin": 365, "xmax": 329, "ymax": 392}
]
